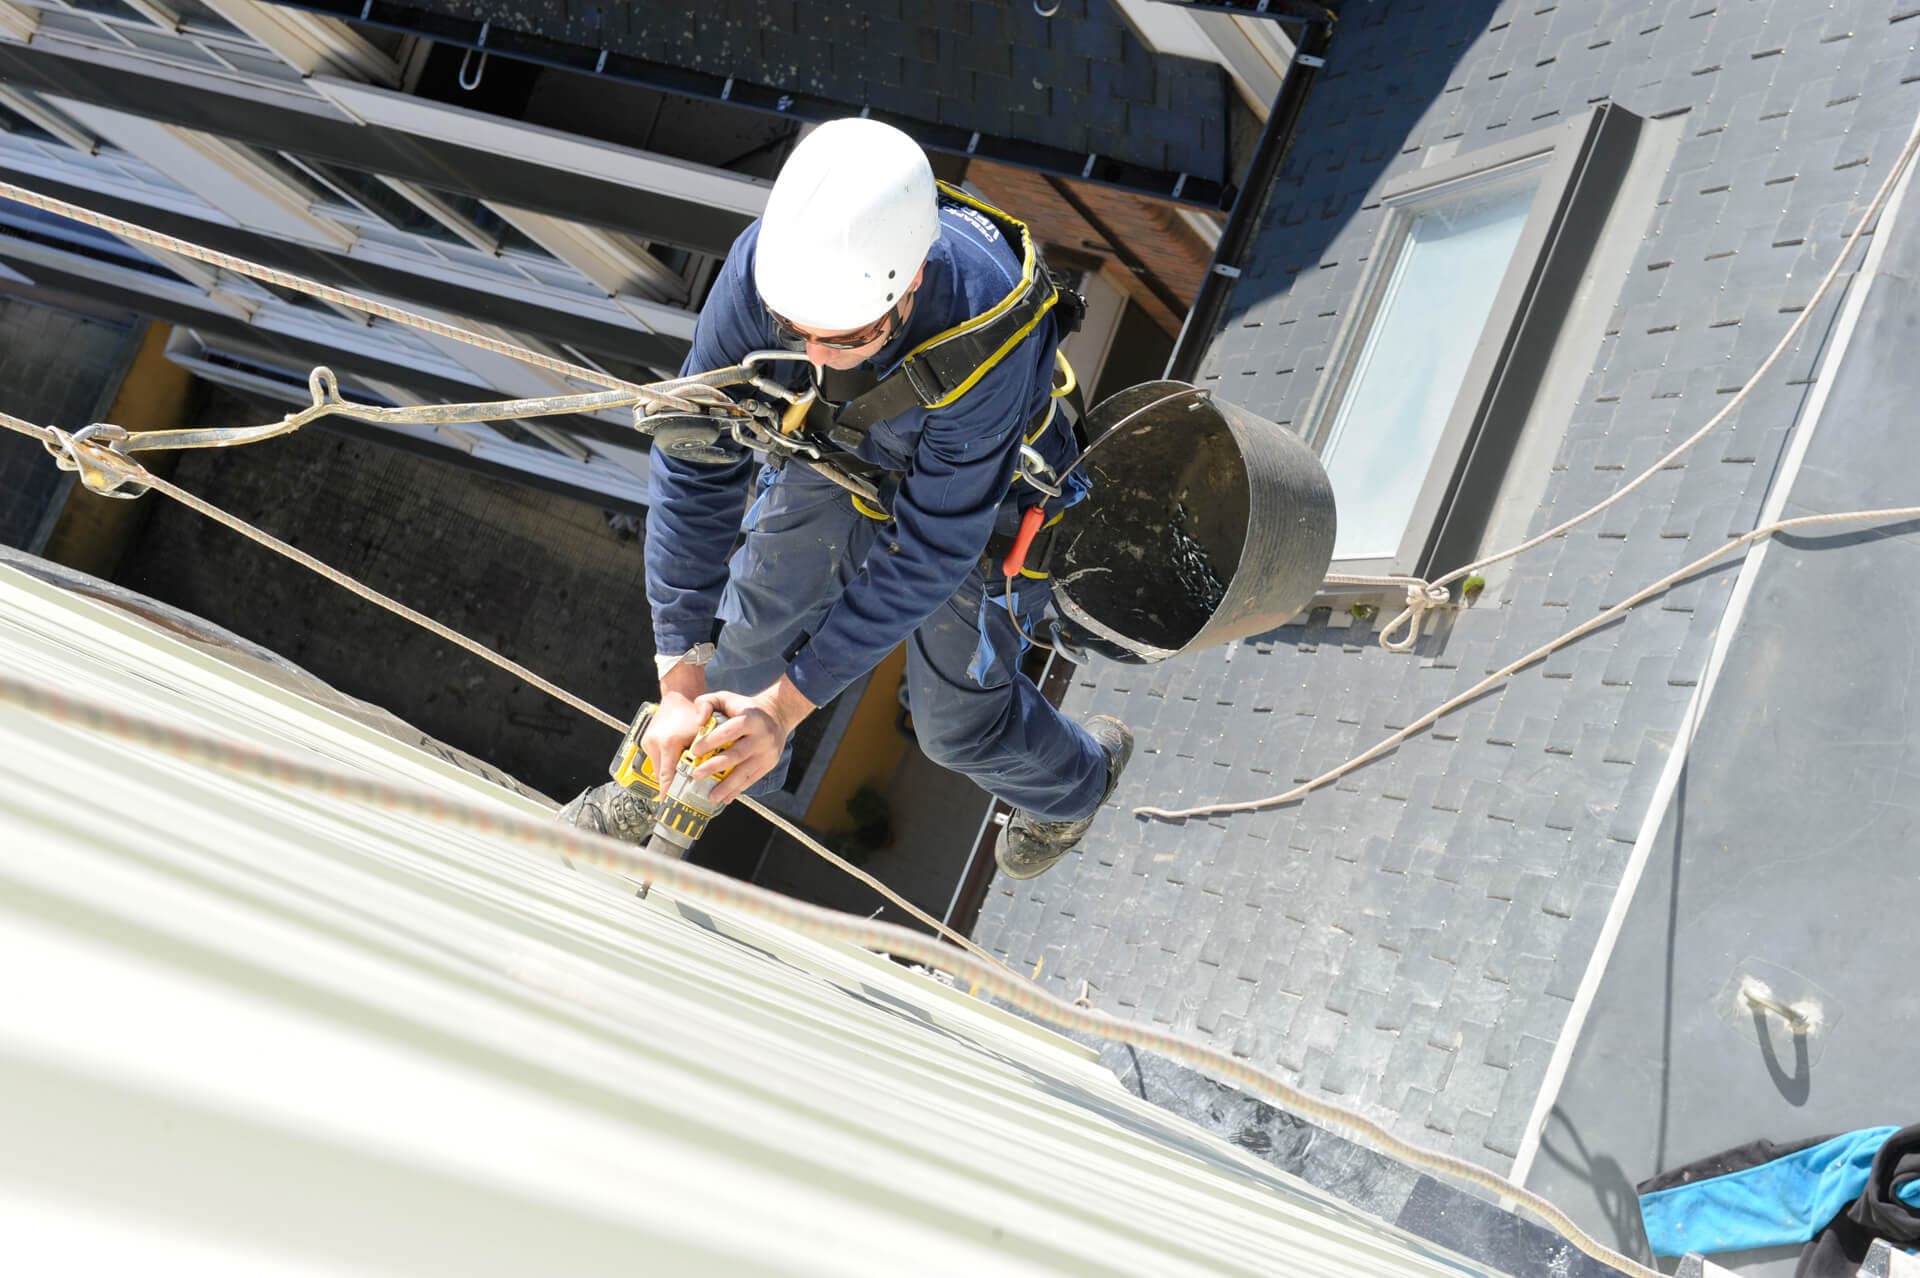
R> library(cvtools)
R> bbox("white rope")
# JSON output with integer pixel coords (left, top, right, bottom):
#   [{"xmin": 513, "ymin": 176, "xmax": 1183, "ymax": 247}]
[
  {"xmin": 1138, "ymin": 503, "xmax": 1920, "ymax": 821},
  {"xmin": 1135, "ymin": 130, "xmax": 1920, "ymax": 820}
]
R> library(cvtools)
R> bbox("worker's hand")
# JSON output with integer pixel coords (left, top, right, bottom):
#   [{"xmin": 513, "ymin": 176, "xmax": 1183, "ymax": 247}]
[
  {"xmin": 691, "ymin": 676, "xmax": 817, "ymax": 804},
  {"xmin": 642, "ymin": 662, "xmax": 710, "ymax": 784}
]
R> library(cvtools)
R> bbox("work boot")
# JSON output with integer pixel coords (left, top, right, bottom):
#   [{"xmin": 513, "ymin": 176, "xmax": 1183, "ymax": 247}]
[
  {"xmin": 997, "ymin": 715, "xmax": 1133, "ymax": 881},
  {"xmin": 558, "ymin": 779, "xmax": 657, "ymax": 846}
]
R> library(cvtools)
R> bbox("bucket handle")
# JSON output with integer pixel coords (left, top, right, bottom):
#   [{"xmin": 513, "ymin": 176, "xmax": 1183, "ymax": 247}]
[{"xmin": 1078, "ymin": 385, "xmax": 1213, "ymax": 460}]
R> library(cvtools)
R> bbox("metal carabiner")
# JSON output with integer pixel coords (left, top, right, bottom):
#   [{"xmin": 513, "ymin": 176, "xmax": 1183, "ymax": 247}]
[{"xmin": 1015, "ymin": 444, "xmax": 1063, "ymax": 499}]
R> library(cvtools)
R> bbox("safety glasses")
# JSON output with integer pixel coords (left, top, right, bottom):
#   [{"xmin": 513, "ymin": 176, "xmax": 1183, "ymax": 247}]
[{"xmin": 767, "ymin": 299, "xmax": 904, "ymax": 352}]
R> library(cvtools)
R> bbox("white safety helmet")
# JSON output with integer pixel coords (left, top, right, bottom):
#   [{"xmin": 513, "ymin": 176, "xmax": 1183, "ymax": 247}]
[{"xmin": 755, "ymin": 118, "xmax": 940, "ymax": 333}]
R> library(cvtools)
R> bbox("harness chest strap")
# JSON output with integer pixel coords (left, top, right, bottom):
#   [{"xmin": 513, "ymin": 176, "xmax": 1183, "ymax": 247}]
[{"xmin": 817, "ymin": 182, "xmax": 1084, "ymax": 452}]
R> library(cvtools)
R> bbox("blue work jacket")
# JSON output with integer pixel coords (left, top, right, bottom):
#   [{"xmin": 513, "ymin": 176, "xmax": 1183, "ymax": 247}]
[{"xmin": 645, "ymin": 204, "xmax": 1076, "ymax": 707}]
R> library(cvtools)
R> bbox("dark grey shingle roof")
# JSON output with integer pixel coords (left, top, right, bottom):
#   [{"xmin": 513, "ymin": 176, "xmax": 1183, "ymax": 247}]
[{"xmin": 979, "ymin": 0, "xmax": 1920, "ymax": 1174}]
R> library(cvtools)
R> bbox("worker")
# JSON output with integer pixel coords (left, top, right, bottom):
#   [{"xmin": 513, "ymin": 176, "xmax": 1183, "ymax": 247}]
[{"xmin": 561, "ymin": 117, "xmax": 1130, "ymax": 882}]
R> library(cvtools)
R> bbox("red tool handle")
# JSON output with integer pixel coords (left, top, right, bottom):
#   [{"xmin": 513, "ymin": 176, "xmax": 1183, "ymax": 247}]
[{"xmin": 1002, "ymin": 505, "xmax": 1047, "ymax": 578}]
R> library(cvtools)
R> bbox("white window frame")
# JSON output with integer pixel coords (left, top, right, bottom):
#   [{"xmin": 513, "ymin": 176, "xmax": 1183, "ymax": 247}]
[
  {"xmin": 338, "ymin": 227, "xmax": 698, "ymax": 344},
  {"xmin": 1059, "ymin": 268, "xmax": 1128, "ymax": 401},
  {"xmin": 16, "ymin": 0, "xmax": 314, "ymax": 88},
  {"xmin": 485, "ymin": 202, "xmax": 691, "ymax": 305},
  {"xmin": 22, "ymin": 15, "xmax": 338, "ymax": 113},
  {"xmin": 0, "ymin": 0, "xmax": 38, "ymax": 42},
  {"xmin": 40, "ymin": 97, "xmax": 357, "ymax": 249},
  {"xmin": 1303, "ymin": 105, "xmax": 1645, "ymax": 581},
  {"xmin": 0, "ymin": 124, "xmax": 226, "ymax": 223},
  {"xmin": 193, "ymin": 0, "xmax": 403, "ymax": 85}
]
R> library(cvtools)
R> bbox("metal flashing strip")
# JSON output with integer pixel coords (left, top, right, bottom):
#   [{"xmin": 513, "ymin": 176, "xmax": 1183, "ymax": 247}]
[{"xmin": 1508, "ymin": 107, "xmax": 1920, "ymax": 1189}]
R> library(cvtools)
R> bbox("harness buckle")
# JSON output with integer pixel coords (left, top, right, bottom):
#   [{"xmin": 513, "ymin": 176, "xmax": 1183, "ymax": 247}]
[{"xmin": 902, "ymin": 357, "xmax": 949, "ymax": 406}]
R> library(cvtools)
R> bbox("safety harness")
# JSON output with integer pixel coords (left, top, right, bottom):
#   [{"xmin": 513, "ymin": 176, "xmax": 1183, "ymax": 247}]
[{"xmin": 796, "ymin": 182, "xmax": 1086, "ymax": 460}]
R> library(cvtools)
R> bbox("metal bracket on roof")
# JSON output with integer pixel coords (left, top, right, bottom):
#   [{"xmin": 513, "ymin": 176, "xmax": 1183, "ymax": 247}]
[
  {"xmin": 1295, "ymin": 53, "xmax": 1327, "ymax": 67},
  {"xmin": 1211, "ymin": 263, "xmax": 1242, "ymax": 278}
]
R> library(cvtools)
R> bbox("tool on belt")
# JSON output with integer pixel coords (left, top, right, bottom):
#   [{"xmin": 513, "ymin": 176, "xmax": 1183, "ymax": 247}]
[{"xmin": 609, "ymin": 702, "xmax": 736, "ymax": 890}]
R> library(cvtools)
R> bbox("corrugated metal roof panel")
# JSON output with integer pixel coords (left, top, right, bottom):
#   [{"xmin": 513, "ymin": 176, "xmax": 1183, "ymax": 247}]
[{"xmin": 0, "ymin": 560, "xmax": 1480, "ymax": 1275}]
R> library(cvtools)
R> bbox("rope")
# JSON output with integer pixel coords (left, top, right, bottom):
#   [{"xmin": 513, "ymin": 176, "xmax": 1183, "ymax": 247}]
[
  {"xmin": 1140, "ymin": 127, "xmax": 1920, "ymax": 819},
  {"xmin": 1319, "ymin": 573, "xmax": 1448, "ymax": 653},
  {"xmin": 0, "ymin": 178, "xmax": 640, "ymax": 394},
  {"xmin": 1137, "ymin": 503, "xmax": 1920, "ymax": 821},
  {"xmin": 0, "ymin": 667, "xmax": 1657, "ymax": 1278},
  {"xmin": 1327, "ymin": 124, "xmax": 1920, "ymax": 650},
  {"xmin": 0, "ymin": 409, "xmax": 1001, "ymax": 971}
]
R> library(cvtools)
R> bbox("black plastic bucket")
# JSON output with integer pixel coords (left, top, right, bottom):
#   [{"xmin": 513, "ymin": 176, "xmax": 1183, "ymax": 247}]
[{"xmin": 1050, "ymin": 381, "xmax": 1336, "ymax": 664}]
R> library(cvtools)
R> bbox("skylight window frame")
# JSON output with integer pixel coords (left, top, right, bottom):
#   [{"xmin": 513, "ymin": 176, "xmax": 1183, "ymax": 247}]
[{"xmin": 1303, "ymin": 103, "xmax": 1644, "ymax": 581}]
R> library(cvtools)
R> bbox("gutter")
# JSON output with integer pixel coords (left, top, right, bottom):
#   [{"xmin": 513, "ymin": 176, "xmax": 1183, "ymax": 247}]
[{"xmin": 1164, "ymin": 15, "xmax": 1330, "ymax": 382}]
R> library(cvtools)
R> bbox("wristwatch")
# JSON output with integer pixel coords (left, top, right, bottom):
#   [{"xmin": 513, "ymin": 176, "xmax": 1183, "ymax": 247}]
[{"xmin": 653, "ymin": 642, "xmax": 716, "ymax": 683}]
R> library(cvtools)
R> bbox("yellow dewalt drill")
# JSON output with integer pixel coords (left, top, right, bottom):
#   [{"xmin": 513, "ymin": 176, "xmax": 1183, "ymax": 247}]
[{"xmin": 609, "ymin": 702, "xmax": 734, "ymax": 865}]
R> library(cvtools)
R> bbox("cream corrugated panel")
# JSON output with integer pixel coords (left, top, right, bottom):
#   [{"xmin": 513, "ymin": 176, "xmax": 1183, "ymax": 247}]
[{"xmin": 0, "ymin": 562, "xmax": 1482, "ymax": 1278}]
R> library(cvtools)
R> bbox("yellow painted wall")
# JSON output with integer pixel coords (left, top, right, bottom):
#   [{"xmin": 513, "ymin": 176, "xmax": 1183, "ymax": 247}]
[
  {"xmin": 803, "ymin": 643, "xmax": 910, "ymax": 832},
  {"xmin": 40, "ymin": 322, "xmax": 194, "ymax": 580}
]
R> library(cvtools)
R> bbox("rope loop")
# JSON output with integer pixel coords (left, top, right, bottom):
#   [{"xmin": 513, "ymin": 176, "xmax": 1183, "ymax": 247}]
[
  {"xmin": 306, "ymin": 365, "xmax": 343, "ymax": 409},
  {"xmin": 1377, "ymin": 581, "xmax": 1449, "ymax": 653},
  {"xmin": 634, "ymin": 381, "xmax": 739, "ymax": 420}
]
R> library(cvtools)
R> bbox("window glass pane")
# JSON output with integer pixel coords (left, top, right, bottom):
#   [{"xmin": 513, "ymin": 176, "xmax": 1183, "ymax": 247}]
[
  {"xmin": 209, "ymin": 46, "xmax": 305, "ymax": 82},
  {"xmin": 296, "ymin": 159, "xmax": 464, "ymax": 246},
  {"xmin": 0, "ymin": 101, "xmax": 59, "ymax": 146},
  {"xmin": 113, "ymin": 24, "xmax": 223, "ymax": 66},
  {"xmin": 62, "ymin": 0, "xmax": 150, "ymax": 22},
  {"xmin": 1320, "ymin": 177, "xmax": 1537, "ymax": 561},
  {"xmin": 164, "ymin": 0, "xmax": 245, "ymax": 37},
  {"xmin": 241, "ymin": 147, "xmax": 339, "ymax": 209},
  {"xmin": 651, "ymin": 242, "xmax": 690, "ymax": 275},
  {"xmin": 468, "ymin": 202, "xmax": 548, "ymax": 257},
  {"xmin": 0, "ymin": 195, "xmax": 191, "ymax": 282},
  {"xmin": 428, "ymin": 187, "xmax": 550, "ymax": 257}
]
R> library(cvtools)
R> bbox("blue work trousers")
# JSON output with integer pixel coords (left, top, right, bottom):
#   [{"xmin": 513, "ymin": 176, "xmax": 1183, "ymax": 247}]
[{"xmin": 705, "ymin": 467, "xmax": 1109, "ymax": 822}]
